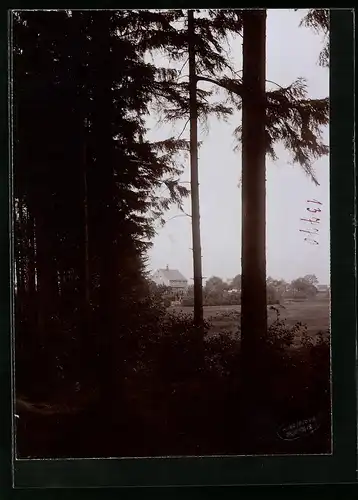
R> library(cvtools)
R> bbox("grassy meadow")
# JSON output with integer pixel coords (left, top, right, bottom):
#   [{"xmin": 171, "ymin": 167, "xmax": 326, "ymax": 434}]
[{"xmin": 169, "ymin": 297, "xmax": 330, "ymax": 347}]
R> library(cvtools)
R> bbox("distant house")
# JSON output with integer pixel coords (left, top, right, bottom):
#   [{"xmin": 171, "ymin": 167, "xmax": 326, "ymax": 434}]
[{"xmin": 152, "ymin": 266, "xmax": 188, "ymax": 295}]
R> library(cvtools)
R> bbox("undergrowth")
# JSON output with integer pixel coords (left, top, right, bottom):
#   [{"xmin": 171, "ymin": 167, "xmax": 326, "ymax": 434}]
[{"xmin": 16, "ymin": 307, "xmax": 331, "ymax": 458}]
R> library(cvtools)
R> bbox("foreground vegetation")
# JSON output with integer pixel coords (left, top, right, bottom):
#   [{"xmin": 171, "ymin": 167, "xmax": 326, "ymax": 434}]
[{"xmin": 16, "ymin": 297, "xmax": 331, "ymax": 458}]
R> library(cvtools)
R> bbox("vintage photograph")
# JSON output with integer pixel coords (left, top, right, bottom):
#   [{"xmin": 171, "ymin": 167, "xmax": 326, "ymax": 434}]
[{"xmin": 11, "ymin": 8, "xmax": 331, "ymax": 458}]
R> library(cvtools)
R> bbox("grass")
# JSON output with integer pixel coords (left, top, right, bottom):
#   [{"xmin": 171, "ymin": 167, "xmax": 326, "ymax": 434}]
[{"xmin": 169, "ymin": 297, "xmax": 330, "ymax": 346}]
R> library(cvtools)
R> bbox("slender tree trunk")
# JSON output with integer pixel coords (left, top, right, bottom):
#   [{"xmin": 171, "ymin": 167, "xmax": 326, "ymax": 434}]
[
  {"xmin": 240, "ymin": 9, "xmax": 268, "ymax": 449},
  {"xmin": 188, "ymin": 9, "xmax": 204, "ymax": 327}
]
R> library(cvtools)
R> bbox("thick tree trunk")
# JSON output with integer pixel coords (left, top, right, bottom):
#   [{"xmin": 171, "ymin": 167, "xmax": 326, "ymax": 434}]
[
  {"xmin": 241, "ymin": 9, "xmax": 267, "ymax": 355},
  {"xmin": 188, "ymin": 9, "xmax": 204, "ymax": 327},
  {"xmin": 240, "ymin": 9, "xmax": 268, "ymax": 450}
]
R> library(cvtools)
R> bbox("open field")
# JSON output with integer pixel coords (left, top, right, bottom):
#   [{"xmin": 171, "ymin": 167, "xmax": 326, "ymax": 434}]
[{"xmin": 168, "ymin": 298, "xmax": 330, "ymax": 346}]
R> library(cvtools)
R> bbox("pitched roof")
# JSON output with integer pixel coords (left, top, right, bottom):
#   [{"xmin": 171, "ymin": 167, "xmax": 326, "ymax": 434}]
[{"xmin": 159, "ymin": 268, "xmax": 187, "ymax": 282}]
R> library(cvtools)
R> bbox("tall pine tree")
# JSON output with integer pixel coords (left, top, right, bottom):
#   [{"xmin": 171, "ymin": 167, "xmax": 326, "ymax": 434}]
[{"xmin": 12, "ymin": 9, "xmax": 189, "ymax": 406}]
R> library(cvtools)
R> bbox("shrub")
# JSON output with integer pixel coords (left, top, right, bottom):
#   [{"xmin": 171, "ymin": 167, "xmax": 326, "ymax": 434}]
[
  {"xmin": 18, "ymin": 291, "xmax": 331, "ymax": 457},
  {"xmin": 259, "ymin": 312, "xmax": 331, "ymax": 424},
  {"xmin": 181, "ymin": 297, "xmax": 194, "ymax": 307}
]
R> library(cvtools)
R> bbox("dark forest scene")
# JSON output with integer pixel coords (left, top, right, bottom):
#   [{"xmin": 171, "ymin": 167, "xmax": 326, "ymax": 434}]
[{"xmin": 12, "ymin": 9, "xmax": 331, "ymax": 458}]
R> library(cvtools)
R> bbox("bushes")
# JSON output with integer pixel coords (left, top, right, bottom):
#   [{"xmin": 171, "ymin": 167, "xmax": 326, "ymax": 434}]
[
  {"xmin": 119, "ymin": 307, "xmax": 330, "ymax": 455},
  {"xmin": 203, "ymin": 292, "xmax": 241, "ymax": 306},
  {"xmin": 180, "ymin": 289, "xmax": 241, "ymax": 307},
  {"xmin": 181, "ymin": 297, "xmax": 194, "ymax": 307},
  {"xmin": 17, "ymin": 296, "xmax": 331, "ymax": 457},
  {"xmin": 260, "ymin": 312, "xmax": 331, "ymax": 427}
]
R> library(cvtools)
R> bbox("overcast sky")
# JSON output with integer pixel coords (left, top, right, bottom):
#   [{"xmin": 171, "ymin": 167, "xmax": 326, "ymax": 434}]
[{"xmin": 146, "ymin": 9, "xmax": 330, "ymax": 285}]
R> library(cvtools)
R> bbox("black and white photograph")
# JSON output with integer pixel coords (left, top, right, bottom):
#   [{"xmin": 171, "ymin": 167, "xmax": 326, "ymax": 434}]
[{"xmin": 11, "ymin": 8, "xmax": 331, "ymax": 459}]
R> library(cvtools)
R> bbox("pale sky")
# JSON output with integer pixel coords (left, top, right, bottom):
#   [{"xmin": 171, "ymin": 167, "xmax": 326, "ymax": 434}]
[{"xmin": 146, "ymin": 9, "xmax": 330, "ymax": 285}]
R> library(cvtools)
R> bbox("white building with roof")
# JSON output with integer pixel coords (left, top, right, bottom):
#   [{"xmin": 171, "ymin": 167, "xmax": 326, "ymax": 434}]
[{"xmin": 152, "ymin": 265, "xmax": 188, "ymax": 295}]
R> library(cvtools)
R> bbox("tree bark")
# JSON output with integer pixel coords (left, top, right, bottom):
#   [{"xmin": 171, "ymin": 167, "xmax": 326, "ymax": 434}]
[
  {"xmin": 188, "ymin": 9, "xmax": 204, "ymax": 327},
  {"xmin": 240, "ymin": 10, "xmax": 268, "ymax": 449},
  {"xmin": 241, "ymin": 9, "xmax": 267, "ymax": 354}
]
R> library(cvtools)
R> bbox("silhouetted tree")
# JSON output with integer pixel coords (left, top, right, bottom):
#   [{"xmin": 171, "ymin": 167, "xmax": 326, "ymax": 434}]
[
  {"xmin": 299, "ymin": 9, "xmax": 329, "ymax": 67},
  {"xmin": 12, "ymin": 9, "xmax": 189, "ymax": 405},
  {"xmin": 188, "ymin": 10, "xmax": 204, "ymax": 327},
  {"xmin": 137, "ymin": 9, "xmax": 243, "ymax": 325}
]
